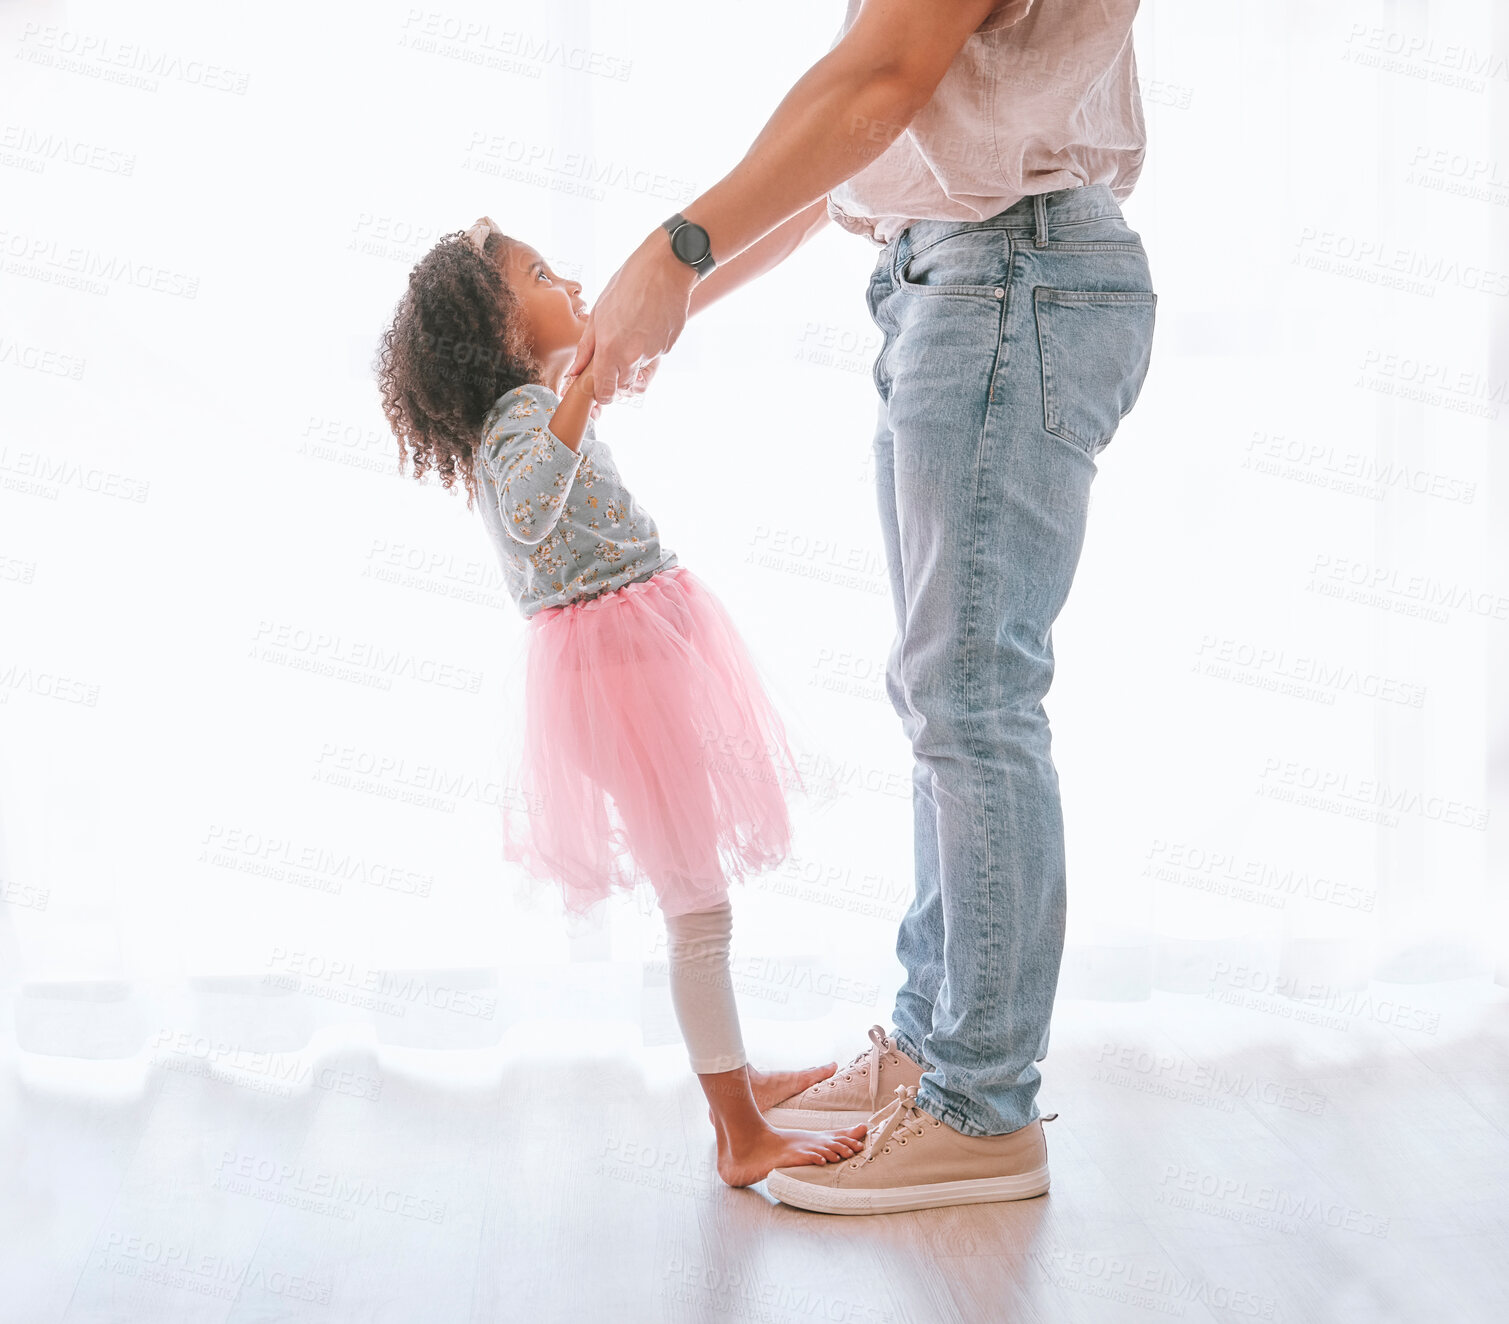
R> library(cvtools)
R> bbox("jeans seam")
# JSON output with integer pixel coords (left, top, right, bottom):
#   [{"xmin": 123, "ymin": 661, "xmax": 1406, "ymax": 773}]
[
  {"xmin": 1034, "ymin": 240, "xmax": 1143, "ymax": 252},
  {"xmin": 901, "ymin": 208, "xmax": 1126, "ymax": 253},
  {"xmin": 1045, "ymin": 210, "xmax": 1126, "ymax": 229},
  {"xmin": 965, "ymin": 296, "xmax": 998, "ymax": 1148},
  {"xmin": 900, "ymin": 285, "xmax": 1011, "ymax": 298}
]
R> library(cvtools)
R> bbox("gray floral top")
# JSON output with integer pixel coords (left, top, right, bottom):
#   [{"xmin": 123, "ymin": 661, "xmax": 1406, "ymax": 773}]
[{"xmin": 473, "ymin": 382, "xmax": 678, "ymax": 617}]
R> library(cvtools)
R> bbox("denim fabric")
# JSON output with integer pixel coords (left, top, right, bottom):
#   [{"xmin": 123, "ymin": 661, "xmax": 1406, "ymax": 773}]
[{"xmin": 867, "ymin": 181, "xmax": 1157, "ymax": 1136}]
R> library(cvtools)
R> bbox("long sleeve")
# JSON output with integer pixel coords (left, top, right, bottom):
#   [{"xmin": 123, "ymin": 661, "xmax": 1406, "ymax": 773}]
[{"xmin": 478, "ymin": 382, "xmax": 585, "ymax": 547}]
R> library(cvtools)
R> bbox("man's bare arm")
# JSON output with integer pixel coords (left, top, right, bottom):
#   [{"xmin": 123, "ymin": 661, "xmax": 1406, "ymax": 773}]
[
  {"xmin": 567, "ymin": 0, "xmax": 1003, "ymax": 403},
  {"xmin": 687, "ymin": 197, "xmax": 831, "ymax": 320},
  {"xmin": 681, "ymin": 0, "xmax": 1002, "ymax": 273}
]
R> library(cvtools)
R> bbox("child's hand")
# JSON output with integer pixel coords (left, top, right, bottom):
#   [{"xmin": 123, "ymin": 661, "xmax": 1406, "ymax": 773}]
[
  {"xmin": 565, "ymin": 360, "xmax": 651, "ymax": 413},
  {"xmin": 625, "ymin": 360, "xmax": 658, "ymax": 399},
  {"xmin": 561, "ymin": 366, "xmax": 602, "ymax": 421}
]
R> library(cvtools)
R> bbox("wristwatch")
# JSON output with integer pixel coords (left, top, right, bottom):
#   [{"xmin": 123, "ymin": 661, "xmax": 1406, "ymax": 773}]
[{"xmin": 661, "ymin": 213, "xmax": 716, "ymax": 278}]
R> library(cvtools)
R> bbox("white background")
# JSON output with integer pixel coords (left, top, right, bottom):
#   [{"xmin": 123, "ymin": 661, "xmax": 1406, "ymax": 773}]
[{"xmin": 2, "ymin": 0, "xmax": 1505, "ymax": 1080}]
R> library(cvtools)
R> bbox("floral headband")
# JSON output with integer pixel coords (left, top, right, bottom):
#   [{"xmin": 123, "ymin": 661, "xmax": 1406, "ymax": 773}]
[{"xmin": 462, "ymin": 216, "xmax": 498, "ymax": 254}]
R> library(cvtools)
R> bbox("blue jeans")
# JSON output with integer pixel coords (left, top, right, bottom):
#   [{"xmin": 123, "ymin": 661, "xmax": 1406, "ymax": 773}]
[{"xmin": 867, "ymin": 182, "xmax": 1157, "ymax": 1136}]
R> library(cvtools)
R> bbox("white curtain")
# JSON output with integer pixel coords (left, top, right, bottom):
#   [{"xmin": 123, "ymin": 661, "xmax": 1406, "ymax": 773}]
[{"xmin": 2, "ymin": 0, "xmax": 1503, "ymax": 1084}]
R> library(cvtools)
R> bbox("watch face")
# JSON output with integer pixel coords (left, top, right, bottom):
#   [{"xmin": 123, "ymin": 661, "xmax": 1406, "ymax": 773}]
[{"xmin": 673, "ymin": 223, "xmax": 710, "ymax": 264}]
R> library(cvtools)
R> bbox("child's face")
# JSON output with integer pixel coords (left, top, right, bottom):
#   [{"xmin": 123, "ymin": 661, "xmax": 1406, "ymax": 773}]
[{"xmin": 505, "ymin": 243, "xmax": 588, "ymax": 362}]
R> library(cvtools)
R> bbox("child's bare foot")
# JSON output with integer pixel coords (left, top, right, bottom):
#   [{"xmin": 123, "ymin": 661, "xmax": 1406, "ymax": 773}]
[
  {"xmin": 695, "ymin": 1062, "xmax": 863, "ymax": 1184},
  {"xmin": 749, "ymin": 1062, "xmax": 838, "ymax": 1110},
  {"xmin": 715, "ymin": 1123, "xmax": 868, "ymax": 1189},
  {"xmin": 706, "ymin": 1061, "xmax": 837, "ymax": 1125}
]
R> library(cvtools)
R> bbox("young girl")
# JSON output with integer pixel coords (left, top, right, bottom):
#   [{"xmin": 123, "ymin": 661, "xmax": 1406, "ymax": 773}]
[{"xmin": 374, "ymin": 215, "xmax": 867, "ymax": 1186}]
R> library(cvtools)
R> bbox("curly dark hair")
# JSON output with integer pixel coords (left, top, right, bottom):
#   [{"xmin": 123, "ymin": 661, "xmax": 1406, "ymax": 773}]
[{"xmin": 374, "ymin": 227, "xmax": 541, "ymax": 511}]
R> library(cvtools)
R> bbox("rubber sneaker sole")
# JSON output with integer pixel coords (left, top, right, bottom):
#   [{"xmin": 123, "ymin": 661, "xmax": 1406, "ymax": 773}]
[{"xmin": 765, "ymin": 1165, "xmax": 1050, "ymax": 1215}]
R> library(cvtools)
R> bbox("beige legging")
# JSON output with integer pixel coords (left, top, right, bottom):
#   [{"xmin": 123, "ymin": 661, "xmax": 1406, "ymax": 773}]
[{"xmin": 662, "ymin": 898, "xmax": 748, "ymax": 1074}]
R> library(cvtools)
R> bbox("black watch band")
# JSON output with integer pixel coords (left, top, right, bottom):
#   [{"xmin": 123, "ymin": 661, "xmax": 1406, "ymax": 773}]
[{"xmin": 661, "ymin": 213, "xmax": 716, "ymax": 277}]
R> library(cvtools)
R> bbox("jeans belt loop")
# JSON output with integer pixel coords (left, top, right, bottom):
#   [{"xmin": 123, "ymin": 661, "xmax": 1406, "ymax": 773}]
[
  {"xmin": 1033, "ymin": 192, "xmax": 1049, "ymax": 248},
  {"xmin": 892, "ymin": 227, "xmax": 908, "ymax": 283}
]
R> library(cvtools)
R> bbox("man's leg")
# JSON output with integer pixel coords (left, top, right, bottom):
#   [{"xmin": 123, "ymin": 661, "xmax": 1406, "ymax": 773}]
[
  {"xmin": 873, "ymin": 197, "xmax": 1154, "ymax": 1136},
  {"xmin": 901, "ymin": 316, "xmax": 1085, "ymax": 1135},
  {"xmin": 871, "ymin": 397, "xmax": 943, "ymax": 1071},
  {"xmin": 892, "ymin": 333, "xmax": 1084, "ymax": 1135},
  {"xmin": 871, "ymin": 271, "xmax": 1049, "ymax": 1078}
]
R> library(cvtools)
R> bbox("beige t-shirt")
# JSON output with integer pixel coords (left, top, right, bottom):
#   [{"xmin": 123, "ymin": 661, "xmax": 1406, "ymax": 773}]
[{"xmin": 825, "ymin": 0, "xmax": 1146, "ymax": 247}]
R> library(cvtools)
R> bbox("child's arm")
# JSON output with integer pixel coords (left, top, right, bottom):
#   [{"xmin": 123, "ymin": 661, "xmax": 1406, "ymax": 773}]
[
  {"xmin": 478, "ymin": 382, "xmax": 589, "ymax": 547},
  {"xmin": 548, "ymin": 363, "xmax": 599, "ymax": 454}
]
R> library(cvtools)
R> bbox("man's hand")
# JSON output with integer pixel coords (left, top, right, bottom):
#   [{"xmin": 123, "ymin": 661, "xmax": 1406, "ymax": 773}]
[
  {"xmin": 563, "ymin": 0, "xmax": 1000, "ymax": 408},
  {"xmin": 566, "ymin": 229, "xmax": 697, "ymax": 408}
]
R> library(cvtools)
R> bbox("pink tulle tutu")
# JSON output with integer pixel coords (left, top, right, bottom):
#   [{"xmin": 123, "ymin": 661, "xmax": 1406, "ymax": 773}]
[{"xmin": 498, "ymin": 565, "xmax": 809, "ymax": 919}]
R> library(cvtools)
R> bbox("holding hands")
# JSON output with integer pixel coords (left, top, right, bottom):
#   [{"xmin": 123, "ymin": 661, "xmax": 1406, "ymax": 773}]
[
  {"xmin": 562, "ymin": 358, "xmax": 659, "ymax": 417},
  {"xmin": 566, "ymin": 228, "xmax": 697, "ymax": 408}
]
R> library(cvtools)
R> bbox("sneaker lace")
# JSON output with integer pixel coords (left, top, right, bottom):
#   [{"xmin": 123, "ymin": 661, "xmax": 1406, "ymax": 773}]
[
  {"xmin": 849, "ymin": 1083, "xmax": 937, "ymax": 1167},
  {"xmin": 813, "ymin": 1024, "xmax": 897, "ymax": 1114}
]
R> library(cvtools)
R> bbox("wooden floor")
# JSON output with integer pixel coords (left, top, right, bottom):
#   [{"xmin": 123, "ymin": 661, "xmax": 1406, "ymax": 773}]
[{"xmin": 5, "ymin": 981, "xmax": 1506, "ymax": 1323}]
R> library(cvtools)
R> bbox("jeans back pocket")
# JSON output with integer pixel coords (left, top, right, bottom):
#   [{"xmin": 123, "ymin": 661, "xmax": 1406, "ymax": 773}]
[{"xmin": 1033, "ymin": 288, "xmax": 1157, "ymax": 455}]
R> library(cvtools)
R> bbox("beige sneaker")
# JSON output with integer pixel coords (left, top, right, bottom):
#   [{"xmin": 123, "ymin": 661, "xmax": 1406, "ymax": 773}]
[
  {"xmin": 765, "ymin": 1025, "xmax": 927, "ymax": 1128},
  {"xmin": 765, "ymin": 1083, "xmax": 1059, "ymax": 1215}
]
